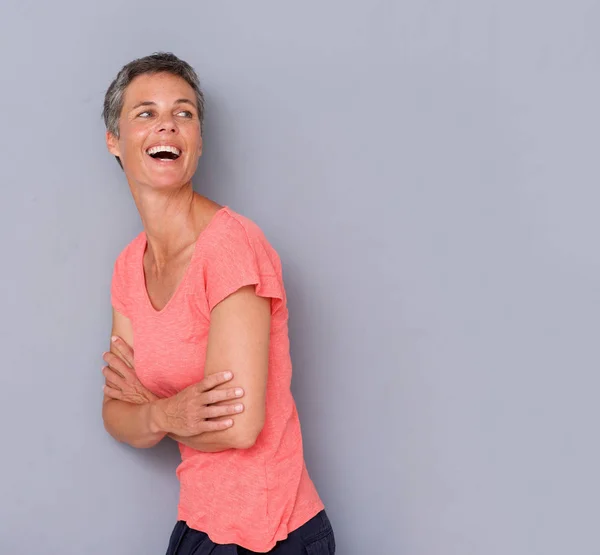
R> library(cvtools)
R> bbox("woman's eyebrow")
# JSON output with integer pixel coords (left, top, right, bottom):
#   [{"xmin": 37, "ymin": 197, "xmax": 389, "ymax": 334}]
[
  {"xmin": 130, "ymin": 100, "xmax": 156, "ymax": 111},
  {"xmin": 174, "ymin": 98, "xmax": 197, "ymax": 108},
  {"xmin": 129, "ymin": 99, "xmax": 196, "ymax": 112}
]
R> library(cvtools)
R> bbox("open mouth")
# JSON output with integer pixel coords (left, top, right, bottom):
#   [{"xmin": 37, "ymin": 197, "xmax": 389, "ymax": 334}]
[{"xmin": 146, "ymin": 145, "xmax": 182, "ymax": 161}]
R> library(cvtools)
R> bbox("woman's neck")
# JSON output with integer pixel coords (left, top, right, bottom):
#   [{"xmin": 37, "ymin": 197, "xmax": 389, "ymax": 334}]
[{"xmin": 133, "ymin": 183, "xmax": 202, "ymax": 267}]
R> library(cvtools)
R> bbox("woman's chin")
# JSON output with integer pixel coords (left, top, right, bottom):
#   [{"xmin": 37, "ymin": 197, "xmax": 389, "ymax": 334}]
[
  {"xmin": 147, "ymin": 174, "xmax": 192, "ymax": 190},
  {"xmin": 125, "ymin": 171, "xmax": 190, "ymax": 191},
  {"xmin": 139, "ymin": 166, "xmax": 194, "ymax": 189},
  {"xmin": 139, "ymin": 156, "xmax": 194, "ymax": 187}
]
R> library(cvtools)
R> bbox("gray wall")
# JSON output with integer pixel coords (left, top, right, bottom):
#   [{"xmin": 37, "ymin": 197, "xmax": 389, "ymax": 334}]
[{"xmin": 1, "ymin": 1, "xmax": 599, "ymax": 554}]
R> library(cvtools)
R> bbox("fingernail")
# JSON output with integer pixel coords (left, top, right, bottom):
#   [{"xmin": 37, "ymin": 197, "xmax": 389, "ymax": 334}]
[
  {"xmin": 225, "ymin": 419, "xmax": 233, "ymax": 426},
  {"xmin": 234, "ymin": 404, "xmax": 243, "ymax": 412},
  {"xmin": 235, "ymin": 388, "xmax": 244, "ymax": 397},
  {"xmin": 111, "ymin": 336, "xmax": 118, "ymax": 342},
  {"xmin": 224, "ymin": 371, "xmax": 232, "ymax": 379}
]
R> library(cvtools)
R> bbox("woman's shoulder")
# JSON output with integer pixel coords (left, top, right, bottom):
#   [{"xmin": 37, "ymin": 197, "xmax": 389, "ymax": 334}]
[
  {"xmin": 199, "ymin": 207, "xmax": 286, "ymax": 308},
  {"xmin": 113, "ymin": 232, "xmax": 145, "ymax": 272},
  {"xmin": 207, "ymin": 206, "xmax": 272, "ymax": 249},
  {"xmin": 200, "ymin": 207, "xmax": 283, "ymax": 277}
]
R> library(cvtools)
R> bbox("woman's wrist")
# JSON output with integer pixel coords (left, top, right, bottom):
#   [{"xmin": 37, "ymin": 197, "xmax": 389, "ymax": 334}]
[{"xmin": 148, "ymin": 398, "xmax": 168, "ymax": 434}]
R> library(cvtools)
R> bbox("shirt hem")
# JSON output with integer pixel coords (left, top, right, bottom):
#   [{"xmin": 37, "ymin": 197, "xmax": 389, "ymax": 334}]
[{"xmin": 178, "ymin": 500, "xmax": 325, "ymax": 553}]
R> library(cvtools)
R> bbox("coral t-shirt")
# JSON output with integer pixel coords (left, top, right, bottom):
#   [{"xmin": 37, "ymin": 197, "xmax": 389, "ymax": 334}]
[{"xmin": 110, "ymin": 206, "xmax": 324, "ymax": 552}]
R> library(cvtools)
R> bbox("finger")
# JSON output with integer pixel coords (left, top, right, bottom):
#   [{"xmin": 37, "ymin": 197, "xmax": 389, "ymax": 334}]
[
  {"xmin": 111, "ymin": 336, "xmax": 134, "ymax": 367},
  {"xmin": 103, "ymin": 385, "xmax": 123, "ymax": 400},
  {"xmin": 202, "ymin": 387, "xmax": 245, "ymax": 405},
  {"xmin": 104, "ymin": 376, "xmax": 121, "ymax": 391},
  {"xmin": 195, "ymin": 418, "xmax": 234, "ymax": 433},
  {"xmin": 102, "ymin": 366, "xmax": 125, "ymax": 389},
  {"xmin": 102, "ymin": 351, "xmax": 134, "ymax": 380},
  {"xmin": 203, "ymin": 403, "xmax": 244, "ymax": 420},
  {"xmin": 197, "ymin": 371, "xmax": 234, "ymax": 392}
]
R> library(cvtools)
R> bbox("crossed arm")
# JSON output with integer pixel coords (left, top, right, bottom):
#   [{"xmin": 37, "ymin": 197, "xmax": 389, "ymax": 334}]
[{"xmin": 101, "ymin": 285, "xmax": 270, "ymax": 452}]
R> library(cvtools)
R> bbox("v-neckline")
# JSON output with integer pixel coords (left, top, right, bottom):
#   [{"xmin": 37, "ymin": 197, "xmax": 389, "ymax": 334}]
[{"xmin": 139, "ymin": 206, "xmax": 228, "ymax": 315}]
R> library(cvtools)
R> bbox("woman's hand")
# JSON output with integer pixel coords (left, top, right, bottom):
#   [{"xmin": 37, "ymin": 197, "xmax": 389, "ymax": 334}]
[
  {"xmin": 104, "ymin": 336, "xmax": 246, "ymax": 438},
  {"xmin": 102, "ymin": 337, "xmax": 157, "ymax": 404},
  {"xmin": 150, "ymin": 375, "xmax": 246, "ymax": 437}
]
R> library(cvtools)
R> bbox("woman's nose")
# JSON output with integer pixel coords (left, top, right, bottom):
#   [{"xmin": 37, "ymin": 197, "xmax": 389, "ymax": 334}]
[{"xmin": 156, "ymin": 115, "xmax": 178, "ymax": 133}]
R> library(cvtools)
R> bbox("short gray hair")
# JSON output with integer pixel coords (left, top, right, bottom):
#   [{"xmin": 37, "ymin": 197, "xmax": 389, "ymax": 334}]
[{"xmin": 102, "ymin": 52, "xmax": 205, "ymax": 167}]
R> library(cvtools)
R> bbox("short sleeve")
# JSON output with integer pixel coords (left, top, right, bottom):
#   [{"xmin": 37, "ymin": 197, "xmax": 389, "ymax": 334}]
[
  {"xmin": 204, "ymin": 215, "xmax": 285, "ymax": 313},
  {"xmin": 111, "ymin": 253, "xmax": 129, "ymax": 317}
]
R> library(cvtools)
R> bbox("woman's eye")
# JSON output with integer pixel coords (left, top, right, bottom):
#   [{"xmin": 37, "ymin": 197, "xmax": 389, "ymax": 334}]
[
  {"xmin": 177, "ymin": 111, "xmax": 193, "ymax": 118},
  {"xmin": 138, "ymin": 111, "xmax": 152, "ymax": 118}
]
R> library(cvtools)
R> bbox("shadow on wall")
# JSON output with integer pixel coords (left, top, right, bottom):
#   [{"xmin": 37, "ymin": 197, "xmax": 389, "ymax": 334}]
[{"xmin": 115, "ymin": 435, "xmax": 182, "ymax": 474}]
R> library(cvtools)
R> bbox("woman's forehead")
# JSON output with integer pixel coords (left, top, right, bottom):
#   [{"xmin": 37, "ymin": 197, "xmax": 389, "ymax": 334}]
[{"xmin": 124, "ymin": 73, "xmax": 196, "ymax": 108}]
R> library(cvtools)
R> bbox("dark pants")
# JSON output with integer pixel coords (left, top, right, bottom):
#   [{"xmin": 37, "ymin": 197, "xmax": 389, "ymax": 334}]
[{"xmin": 165, "ymin": 510, "xmax": 335, "ymax": 554}]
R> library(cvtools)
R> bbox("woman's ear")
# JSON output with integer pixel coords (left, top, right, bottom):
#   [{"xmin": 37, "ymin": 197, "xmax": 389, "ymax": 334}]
[{"xmin": 106, "ymin": 131, "xmax": 121, "ymax": 157}]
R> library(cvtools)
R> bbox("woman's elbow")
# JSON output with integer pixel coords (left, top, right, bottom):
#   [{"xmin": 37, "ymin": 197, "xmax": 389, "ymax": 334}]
[{"xmin": 231, "ymin": 418, "xmax": 265, "ymax": 450}]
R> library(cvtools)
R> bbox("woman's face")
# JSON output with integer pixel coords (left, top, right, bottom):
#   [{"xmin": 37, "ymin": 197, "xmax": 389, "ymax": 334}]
[{"xmin": 106, "ymin": 72, "xmax": 203, "ymax": 189}]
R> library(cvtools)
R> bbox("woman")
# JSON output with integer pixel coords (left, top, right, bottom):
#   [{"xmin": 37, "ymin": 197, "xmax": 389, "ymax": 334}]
[{"xmin": 100, "ymin": 52, "xmax": 335, "ymax": 554}]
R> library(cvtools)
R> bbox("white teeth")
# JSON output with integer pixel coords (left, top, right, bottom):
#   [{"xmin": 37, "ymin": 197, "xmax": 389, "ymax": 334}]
[{"xmin": 146, "ymin": 145, "xmax": 181, "ymax": 156}]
